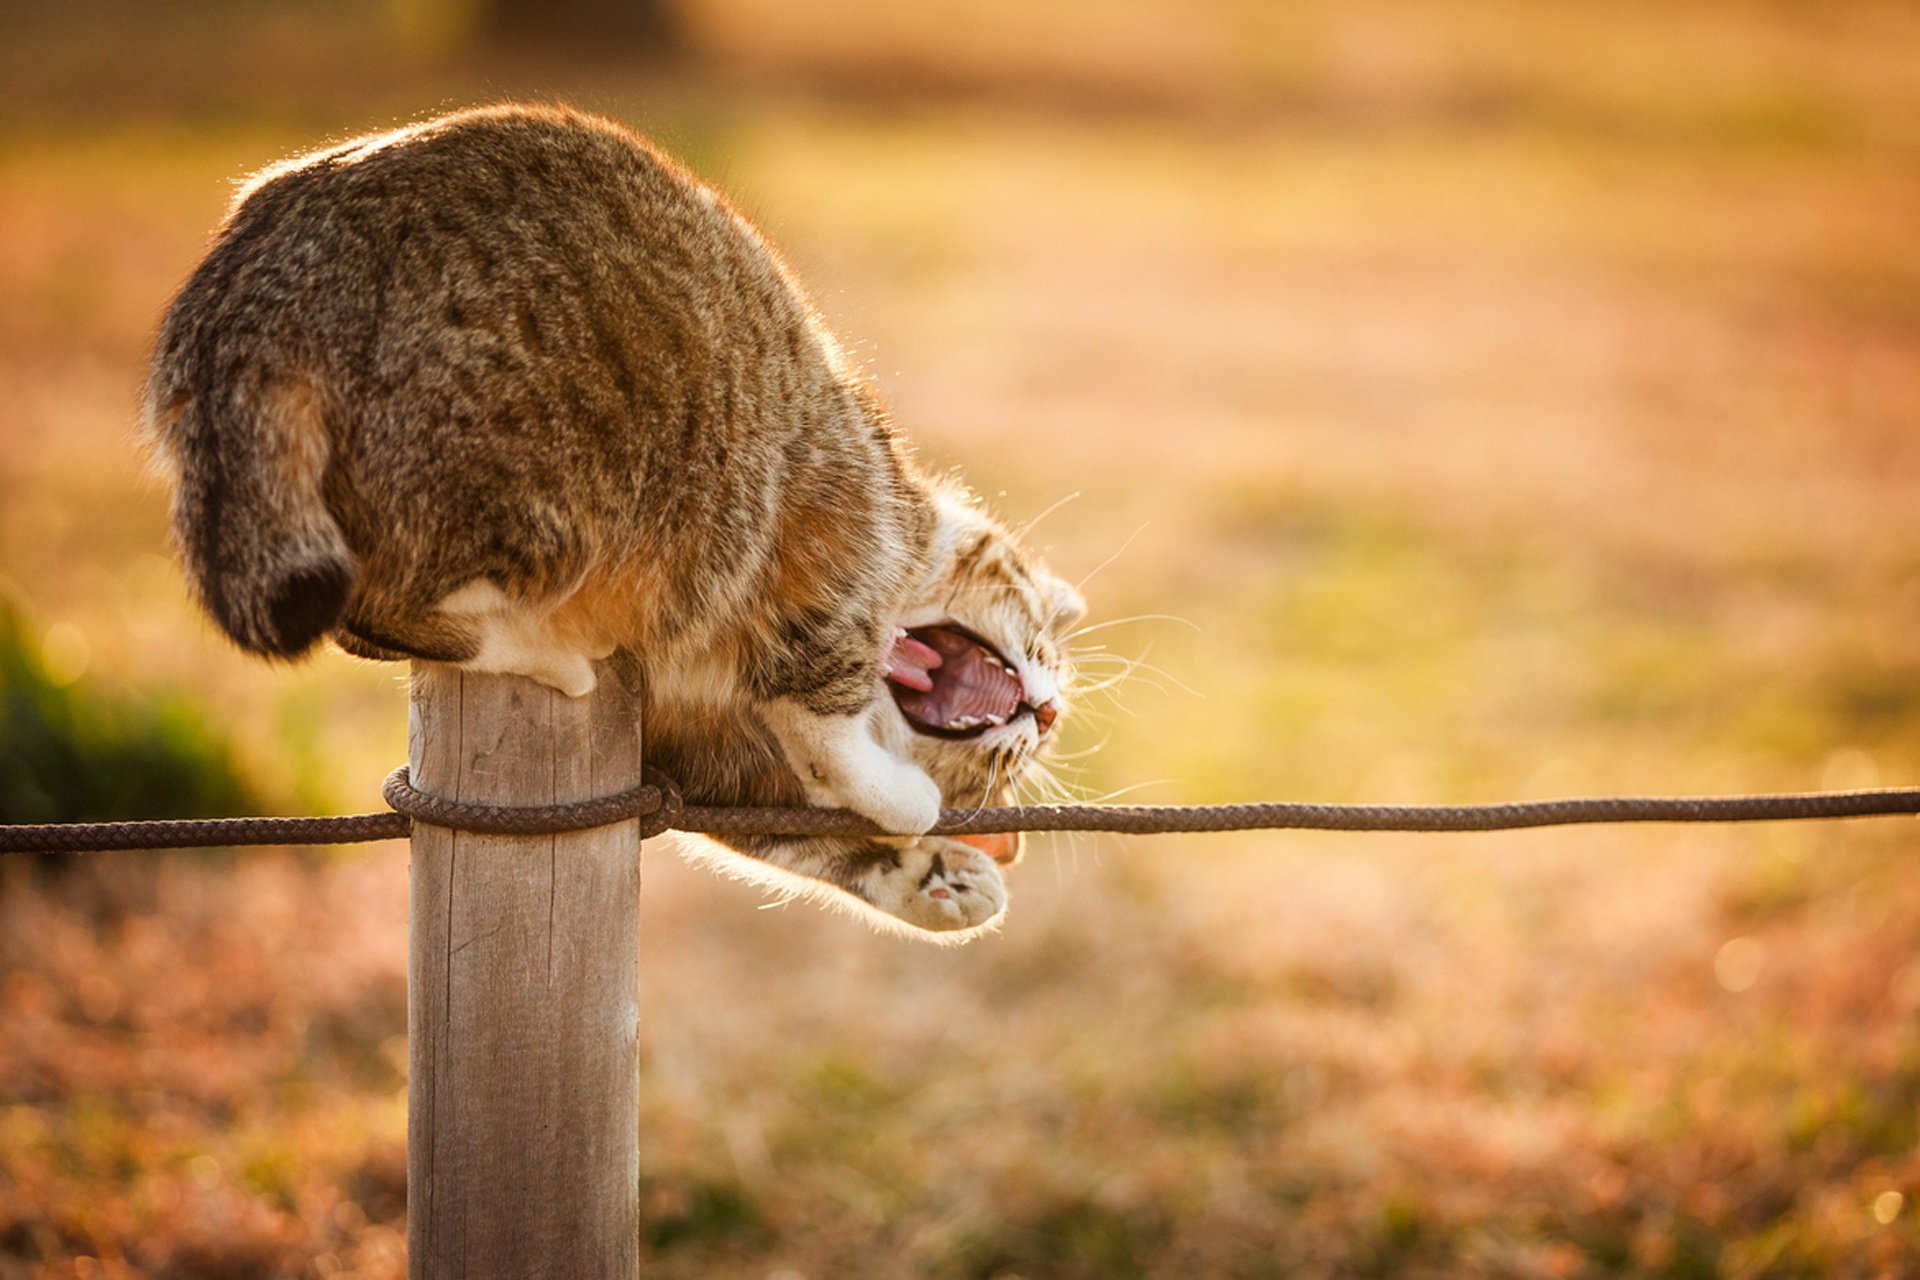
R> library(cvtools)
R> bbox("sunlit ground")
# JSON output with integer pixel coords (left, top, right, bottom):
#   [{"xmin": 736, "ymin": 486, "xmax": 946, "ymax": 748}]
[{"xmin": 4, "ymin": 2, "xmax": 1920, "ymax": 1275}]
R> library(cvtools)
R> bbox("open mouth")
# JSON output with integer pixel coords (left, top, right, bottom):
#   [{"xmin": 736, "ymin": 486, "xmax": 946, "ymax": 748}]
[{"xmin": 886, "ymin": 623, "xmax": 1031, "ymax": 740}]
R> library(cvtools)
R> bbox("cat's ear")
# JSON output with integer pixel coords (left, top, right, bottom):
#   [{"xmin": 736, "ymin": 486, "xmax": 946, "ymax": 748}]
[
  {"xmin": 958, "ymin": 831, "xmax": 1023, "ymax": 867},
  {"xmin": 1046, "ymin": 578, "xmax": 1087, "ymax": 632}
]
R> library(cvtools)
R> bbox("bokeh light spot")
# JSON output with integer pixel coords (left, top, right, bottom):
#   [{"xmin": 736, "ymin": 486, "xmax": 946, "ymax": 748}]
[
  {"xmin": 40, "ymin": 620, "xmax": 91, "ymax": 686},
  {"xmin": 1714, "ymin": 937, "xmax": 1764, "ymax": 993}
]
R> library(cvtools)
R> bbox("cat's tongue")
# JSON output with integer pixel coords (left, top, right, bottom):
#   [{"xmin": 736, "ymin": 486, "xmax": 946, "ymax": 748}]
[
  {"xmin": 885, "ymin": 628, "xmax": 943, "ymax": 692},
  {"xmin": 888, "ymin": 625, "xmax": 1024, "ymax": 735}
]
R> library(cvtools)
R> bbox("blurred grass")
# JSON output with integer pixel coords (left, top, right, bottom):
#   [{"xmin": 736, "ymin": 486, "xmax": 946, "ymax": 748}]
[
  {"xmin": 3, "ymin": 0, "xmax": 1920, "ymax": 1276},
  {"xmin": 0, "ymin": 600, "xmax": 257, "ymax": 826}
]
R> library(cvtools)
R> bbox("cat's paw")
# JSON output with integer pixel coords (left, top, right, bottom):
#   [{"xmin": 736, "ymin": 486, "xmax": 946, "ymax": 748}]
[
  {"xmin": 837, "ymin": 754, "xmax": 943, "ymax": 835},
  {"xmin": 539, "ymin": 655, "xmax": 599, "ymax": 699},
  {"xmin": 867, "ymin": 838, "xmax": 1007, "ymax": 933},
  {"xmin": 763, "ymin": 700, "xmax": 942, "ymax": 834},
  {"xmin": 440, "ymin": 580, "xmax": 600, "ymax": 697},
  {"xmin": 461, "ymin": 650, "xmax": 598, "ymax": 698}
]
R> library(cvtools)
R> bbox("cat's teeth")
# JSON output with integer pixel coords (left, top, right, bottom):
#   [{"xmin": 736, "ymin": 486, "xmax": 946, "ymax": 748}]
[{"xmin": 984, "ymin": 713, "xmax": 1007, "ymax": 726}]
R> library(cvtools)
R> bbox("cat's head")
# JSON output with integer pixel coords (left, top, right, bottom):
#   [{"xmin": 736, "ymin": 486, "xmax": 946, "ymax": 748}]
[{"xmin": 880, "ymin": 488, "xmax": 1085, "ymax": 856}]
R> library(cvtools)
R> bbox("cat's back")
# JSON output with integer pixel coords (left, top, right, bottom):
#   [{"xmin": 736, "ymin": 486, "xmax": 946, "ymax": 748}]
[
  {"xmin": 144, "ymin": 103, "xmax": 914, "ymax": 668},
  {"xmin": 156, "ymin": 104, "xmax": 793, "ymax": 396},
  {"xmin": 232, "ymin": 105, "xmax": 712, "ymax": 265}
]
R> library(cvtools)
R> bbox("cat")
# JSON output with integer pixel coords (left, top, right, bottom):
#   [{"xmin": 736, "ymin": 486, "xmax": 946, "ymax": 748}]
[{"xmin": 143, "ymin": 103, "xmax": 1084, "ymax": 938}]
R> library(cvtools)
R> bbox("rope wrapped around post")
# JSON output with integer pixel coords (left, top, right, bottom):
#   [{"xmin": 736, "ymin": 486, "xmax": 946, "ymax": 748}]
[
  {"xmin": 381, "ymin": 766, "xmax": 684, "ymax": 839},
  {"xmin": 2, "ymin": 768, "xmax": 1918, "ymax": 854}
]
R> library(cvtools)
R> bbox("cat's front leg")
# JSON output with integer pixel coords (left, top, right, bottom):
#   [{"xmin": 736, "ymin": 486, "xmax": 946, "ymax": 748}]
[
  {"xmin": 860, "ymin": 836, "xmax": 1007, "ymax": 933},
  {"xmin": 760, "ymin": 700, "xmax": 942, "ymax": 834}
]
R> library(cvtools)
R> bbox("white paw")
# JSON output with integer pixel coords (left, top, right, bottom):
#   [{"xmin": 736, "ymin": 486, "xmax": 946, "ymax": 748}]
[
  {"xmin": 542, "ymin": 655, "xmax": 598, "ymax": 699},
  {"xmin": 837, "ymin": 755, "xmax": 942, "ymax": 835},
  {"xmin": 461, "ymin": 651, "xmax": 598, "ymax": 698},
  {"xmin": 867, "ymin": 838, "xmax": 1007, "ymax": 933},
  {"xmin": 447, "ymin": 582, "xmax": 599, "ymax": 698},
  {"xmin": 763, "ymin": 701, "xmax": 943, "ymax": 834}
]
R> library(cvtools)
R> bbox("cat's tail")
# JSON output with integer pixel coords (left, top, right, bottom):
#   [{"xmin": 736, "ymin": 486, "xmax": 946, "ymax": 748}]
[{"xmin": 144, "ymin": 364, "xmax": 355, "ymax": 659}]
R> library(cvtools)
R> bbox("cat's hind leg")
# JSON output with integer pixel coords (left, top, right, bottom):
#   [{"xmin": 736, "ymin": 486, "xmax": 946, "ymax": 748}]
[
  {"xmin": 336, "ymin": 585, "xmax": 481, "ymax": 666},
  {"xmin": 860, "ymin": 836, "xmax": 1007, "ymax": 933},
  {"xmin": 695, "ymin": 833, "xmax": 1006, "ymax": 936},
  {"xmin": 435, "ymin": 579, "xmax": 609, "ymax": 697}
]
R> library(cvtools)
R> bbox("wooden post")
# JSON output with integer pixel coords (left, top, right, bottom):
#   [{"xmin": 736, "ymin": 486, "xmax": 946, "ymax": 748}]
[{"xmin": 407, "ymin": 662, "xmax": 642, "ymax": 1279}]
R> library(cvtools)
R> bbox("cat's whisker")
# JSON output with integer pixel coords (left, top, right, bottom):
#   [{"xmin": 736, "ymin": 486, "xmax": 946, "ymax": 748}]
[
  {"xmin": 1013, "ymin": 752, "xmax": 1050, "ymax": 805},
  {"xmin": 1059, "ymin": 701, "xmax": 1126, "ymax": 731},
  {"xmin": 1011, "ymin": 490, "xmax": 1081, "ymax": 542},
  {"xmin": 1036, "ymin": 756, "xmax": 1098, "ymax": 786},
  {"xmin": 1056, "ymin": 703, "xmax": 1114, "ymax": 730},
  {"xmin": 1067, "ymin": 646, "xmax": 1150, "ymax": 673},
  {"xmin": 1074, "ymin": 653, "xmax": 1200, "ymax": 700},
  {"xmin": 1065, "ymin": 655, "xmax": 1176, "ymax": 700},
  {"xmin": 1019, "ymin": 772, "xmax": 1073, "ymax": 811},
  {"xmin": 1068, "ymin": 644, "xmax": 1155, "ymax": 666},
  {"xmin": 1076, "ymin": 670, "xmax": 1143, "ymax": 684},
  {"xmin": 1070, "ymin": 521, "xmax": 1150, "ymax": 596},
  {"xmin": 1043, "ymin": 735, "xmax": 1110, "ymax": 762},
  {"xmin": 966, "ymin": 749, "xmax": 1005, "ymax": 818},
  {"xmin": 998, "ymin": 760, "xmax": 1097, "ymax": 867},
  {"xmin": 1067, "ymin": 654, "xmax": 1157, "ymax": 678},
  {"xmin": 1065, "ymin": 661, "xmax": 1124, "ymax": 676},
  {"xmin": 1066, "ymin": 612, "xmax": 1199, "ymax": 641},
  {"xmin": 1046, "ymin": 775, "xmax": 1096, "ymax": 804},
  {"xmin": 1071, "ymin": 675, "xmax": 1155, "ymax": 699},
  {"xmin": 1034, "ymin": 775, "xmax": 1079, "ymax": 806},
  {"xmin": 1083, "ymin": 778, "xmax": 1175, "ymax": 805},
  {"xmin": 1021, "ymin": 757, "xmax": 1085, "ymax": 805},
  {"xmin": 1064, "ymin": 657, "xmax": 1137, "ymax": 675},
  {"xmin": 1082, "ymin": 690, "xmax": 1136, "ymax": 721}
]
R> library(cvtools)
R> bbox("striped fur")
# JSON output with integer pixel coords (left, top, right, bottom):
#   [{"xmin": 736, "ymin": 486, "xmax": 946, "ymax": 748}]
[{"xmin": 145, "ymin": 104, "xmax": 1083, "ymax": 937}]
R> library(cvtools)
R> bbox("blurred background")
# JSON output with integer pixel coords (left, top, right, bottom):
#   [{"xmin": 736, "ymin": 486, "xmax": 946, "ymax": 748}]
[{"xmin": 3, "ymin": 1, "xmax": 1920, "ymax": 1275}]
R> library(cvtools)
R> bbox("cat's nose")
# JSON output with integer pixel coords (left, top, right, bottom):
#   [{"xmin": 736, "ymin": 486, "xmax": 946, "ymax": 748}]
[{"xmin": 1032, "ymin": 699, "xmax": 1059, "ymax": 734}]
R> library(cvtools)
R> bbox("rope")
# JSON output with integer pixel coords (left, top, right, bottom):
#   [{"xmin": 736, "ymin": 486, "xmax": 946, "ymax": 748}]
[
  {"xmin": 1, "ymin": 766, "xmax": 1917, "ymax": 854},
  {"xmin": 381, "ymin": 766, "xmax": 684, "ymax": 839},
  {"xmin": 0, "ymin": 811, "xmax": 409, "ymax": 854}
]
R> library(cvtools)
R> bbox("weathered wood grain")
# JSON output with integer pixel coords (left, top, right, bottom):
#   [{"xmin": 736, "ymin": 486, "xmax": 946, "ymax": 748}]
[{"xmin": 408, "ymin": 662, "xmax": 641, "ymax": 1279}]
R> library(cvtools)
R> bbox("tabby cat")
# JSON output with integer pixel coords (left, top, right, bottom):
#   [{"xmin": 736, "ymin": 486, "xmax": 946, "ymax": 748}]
[{"xmin": 144, "ymin": 104, "xmax": 1083, "ymax": 937}]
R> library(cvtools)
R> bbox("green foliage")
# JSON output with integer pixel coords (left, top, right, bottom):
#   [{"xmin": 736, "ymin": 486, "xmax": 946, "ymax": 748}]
[
  {"xmin": 943, "ymin": 1195, "xmax": 1164, "ymax": 1280},
  {"xmin": 0, "ymin": 601, "xmax": 257, "ymax": 823},
  {"xmin": 642, "ymin": 1178, "xmax": 768, "ymax": 1253}
]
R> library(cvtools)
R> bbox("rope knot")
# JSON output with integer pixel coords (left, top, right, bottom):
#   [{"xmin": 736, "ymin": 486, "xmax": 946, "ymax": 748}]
[{"xmin": 381, "ymin": 765, "xmax": 684, "ymax": 840}]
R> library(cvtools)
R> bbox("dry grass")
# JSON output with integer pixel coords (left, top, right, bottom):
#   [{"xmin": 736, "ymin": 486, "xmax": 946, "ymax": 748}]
[{"xmin": 3, "ymin": 2, "xmax": 1920, "ymax": 1275}]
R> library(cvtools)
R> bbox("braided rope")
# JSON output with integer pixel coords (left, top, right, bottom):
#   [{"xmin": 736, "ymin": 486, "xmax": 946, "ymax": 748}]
[
  {"xmin": 683, "ymin": 788, "xmax": 1920, "ymax": 836},
  {"xmin": 0, "ymin": 812, "xmax": 409, "ymax": 854},
  {"xmin": 380, "ymin": 766, "xmax": 685, "ymax": 839},
  {"xmin": 0, "ymin": 766, "xmax": 1916, "ymax": 855}
]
